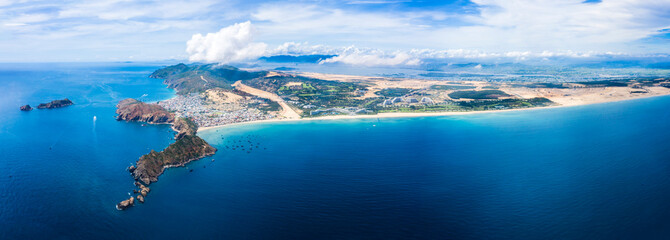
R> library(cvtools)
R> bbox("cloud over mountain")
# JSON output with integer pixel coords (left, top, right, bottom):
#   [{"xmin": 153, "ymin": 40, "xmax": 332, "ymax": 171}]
[
  {"xmin": 186, "ymin": 21, "xmax": 267, "ymax": 63},
  {"xmin": 319, "ymin": 47, "xmax": 420, "ymax": 66}
]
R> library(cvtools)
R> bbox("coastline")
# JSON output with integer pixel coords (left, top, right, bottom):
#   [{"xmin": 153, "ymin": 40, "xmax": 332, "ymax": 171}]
[{"xmin": 198, "ymin": 92, "xmax": 670, "ymax": 133}]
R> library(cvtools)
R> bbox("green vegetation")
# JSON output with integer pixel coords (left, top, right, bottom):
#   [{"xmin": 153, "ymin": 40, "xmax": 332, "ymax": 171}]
[
  {"xmin": 376, "ymin": 97, "xmax": 553, "ymax": 113},
  {"xmin": 456, "ymin": 98, "xmax": 553, "ymax": 110},
  {"xmin": 430, "ymin": 85, "xmax": 477, "ymax": 90},
  {"xmin": 149, "ymin": 64, "xmax": 570, "ymax": 117},
  {"xmin": 172, "ymin": 117, "xmax": 198, "ymax": 139},
  {"xmin": 378, "ymin": 104, "xmax": 461, "ymax": 113},
  {"xmin": 150, "ymin": 63, "xmax": 266, "ymax": 94},
  {"xmin": 627, "ymin": 77, "xmax": 670, "ymax": 87},
  {"xmin": 134, "ymin": 135, "xmax": 216, "ymax": 184},
  {"xmin": 576, "ymin": 80, "xmax": 628, "ymax": 87},
  {"xmin": 245, "ymin": 75, "xmax": 369, "ymax": 110},
  {"xmin": 512, "ymin": 83, "xmax": 568, "ymax": 89},
  {"xmin": 568, "ymin": 77, "xmax": 670, "ymax": 88},
  {"xmin": 375, "ymin": 88, "xmax": 412, "ymax": 97},
  {"xmin": 448, "ymin": 90, "xmax": 512, "ymax": 99},
  {"xmin": 250, "ymin": 99, "xmax": 281, "ymax": 112}
]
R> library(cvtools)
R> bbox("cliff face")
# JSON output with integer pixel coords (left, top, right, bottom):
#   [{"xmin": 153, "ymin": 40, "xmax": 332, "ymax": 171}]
[
  {"xmin": 37, "ymin": 98, "xmax": 73, "ymax": 109},
  {"xmin": 132, "ymin": 135, "xmax": 216, "ymax": 184},
  {"xmin": 115, "ymin": 98, "xmax": 174, "ymax": 124}
]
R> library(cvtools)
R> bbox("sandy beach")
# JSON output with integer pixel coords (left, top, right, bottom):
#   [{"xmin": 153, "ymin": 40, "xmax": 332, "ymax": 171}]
[{"xmin": 198, "ymin": 92, "xmax": 670, "ymax": 133}]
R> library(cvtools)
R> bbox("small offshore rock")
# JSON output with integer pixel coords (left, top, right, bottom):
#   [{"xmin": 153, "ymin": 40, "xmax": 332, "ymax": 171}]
[
  {"xmin": 20, "ymin": 105, "xmax": 33, "ymax": 111},
  {"xmin": 137, "ymin": 195, "xmax": 144, "ymax": 203},
  {"xmin": 127, "ymin": 165, "xmax": 136, "ymax": 173},
  {"xmin": 116, "ymin": 196, "xmax": 135, "ymax": 210},
  {"xmin": 139, "ymin": 184, "xmax": 150, "ymax": 197}
]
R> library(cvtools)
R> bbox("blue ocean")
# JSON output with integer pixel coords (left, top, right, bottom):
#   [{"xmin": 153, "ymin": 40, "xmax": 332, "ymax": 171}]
[{"xmin": 2, "ymin": 63, "xmax": 670, "ymax": 239}]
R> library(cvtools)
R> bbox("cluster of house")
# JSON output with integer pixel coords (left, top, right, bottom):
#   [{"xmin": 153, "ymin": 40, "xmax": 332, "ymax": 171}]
[{"xmin": 382, "ymin": 97, "xmax": 434, "ymax": 106}]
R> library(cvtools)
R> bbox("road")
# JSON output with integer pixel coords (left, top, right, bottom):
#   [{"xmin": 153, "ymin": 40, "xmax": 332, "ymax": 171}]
[{"xmin": 232, "ymin": 81, "xmax": 301, "ymax": 119}]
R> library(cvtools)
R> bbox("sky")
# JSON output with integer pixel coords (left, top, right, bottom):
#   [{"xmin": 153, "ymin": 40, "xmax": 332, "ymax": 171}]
[{"xmin": 1, "ymin": 0, "xmax": 670, "ymax": 64}]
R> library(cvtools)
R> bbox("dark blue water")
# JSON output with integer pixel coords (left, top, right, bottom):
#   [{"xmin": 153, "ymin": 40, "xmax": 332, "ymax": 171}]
[{"xmin": 2, "ymin": 63, "xmax": 670, "ymax": 239}]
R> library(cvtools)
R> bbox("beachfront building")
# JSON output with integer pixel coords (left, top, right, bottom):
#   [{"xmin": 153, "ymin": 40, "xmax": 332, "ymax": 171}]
[{"xmin": 421, "ymin": 97, "xmax": 434, "ymax": 104}]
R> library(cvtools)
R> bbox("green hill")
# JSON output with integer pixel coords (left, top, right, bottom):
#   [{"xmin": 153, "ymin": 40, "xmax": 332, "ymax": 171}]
[{"xmin": 150, "ymin": 63, "xmax": 267, "ymax": 94}]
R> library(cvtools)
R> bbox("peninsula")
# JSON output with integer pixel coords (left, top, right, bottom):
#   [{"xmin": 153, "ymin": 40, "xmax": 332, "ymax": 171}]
[
  {"xmin": 149, "ymin": 63, "xmax": 670, "ymax": 131},
  {"xmin": 115, "ymin": 98, "xmax": 216, "ymax": 210}
]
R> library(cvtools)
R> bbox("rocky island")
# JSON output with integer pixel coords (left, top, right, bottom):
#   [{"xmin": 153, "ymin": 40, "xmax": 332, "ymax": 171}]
[
  {"xmin": 115, "ymin": 98, "xmax": 216, "ymax": 210},
  {"xmin": 37, "ymin": 98, "xmax": 73, "ymax": 109},
  {"xmin": 20, "ymin": 105, "xmax": 32, "ymax": 111}
]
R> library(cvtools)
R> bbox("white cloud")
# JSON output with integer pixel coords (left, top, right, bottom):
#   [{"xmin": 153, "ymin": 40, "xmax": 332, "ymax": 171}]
[
  {"xmin": 443, "ymin": 0, "xmax": 670, "ymax": 51},
  {"xmin": 0, "ymin": 0, "xmax": 15, "ymax": 7},
  {"xmin": 0, "ymin": 0, "xmax": 223, "ymax": 62},
  {"xmin": 186, "ymin": 21, "xmax": 268, "ymax": 63},
  {"xmin": 268, "ymin": 42, "xmax": 633, "ymax": 63},
  {"xmin": 271, "ymin": 42, "xmax": 340, "ymax": 56},
  {"xmin": 1, "ymin": 0, "xmax": 669, "ymax": 62},
  {"xmin": 251, "ymin": 4, "xmax": 419, "ymax": 48},
  {"xmin": 264, "ymin": 42, "xmax": 658, "ymax": 66},
  {"xmin": 319, "ymin": 47, "xmax": 420, "ymax": 66},
  {"xmin": 57, "ymin": 0, "xmax": 215, "ymax": 21},
  {"xmin": 267, "ymin": 42, "xmax": 424, "ymax": 66},
  {"xmin": 250, "ymin": 1, "xmax": 670, "ymax": 54}
]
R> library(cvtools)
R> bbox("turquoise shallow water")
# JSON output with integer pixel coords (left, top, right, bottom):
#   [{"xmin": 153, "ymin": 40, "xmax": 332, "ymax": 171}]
[{"xmin": 2, "ymin": 63, "xmax": 670, "ymax": 239}]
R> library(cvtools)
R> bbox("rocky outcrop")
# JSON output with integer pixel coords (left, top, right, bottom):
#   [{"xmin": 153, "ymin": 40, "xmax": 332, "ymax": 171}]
[
  {"xmin": 132, "ymin": 135, "xmax": 216, "ymax": 185},
  {"xmin": 116, "ymin": 196, "xmax": 135, "ymax": 210},
  {"xmin": 37, "ymin": 98, "xmax": 73, "ymax": 109},
  {"xmin": 172, "ymin": 117, "xmax": 198, "ymax": 140},
  {"xmin": 115, "ymin": 98, "xmax": 174, "ymax": 124},
  {"xmin": 20, "ymin": 105, "xmax": 33, "ymax": 111},
  {"xmin": 115, "ymin": 97, "xmax": 215, "ymax": 210},
  {"xmin": 139, "ymin": 184, "xmax": 150, "ymax": 197}
]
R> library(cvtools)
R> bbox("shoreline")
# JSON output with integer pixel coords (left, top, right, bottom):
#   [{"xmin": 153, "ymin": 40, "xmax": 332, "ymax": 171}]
[{"xmin": 197, "ymin": 93, "xmax": 670, "ymax": 133}]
